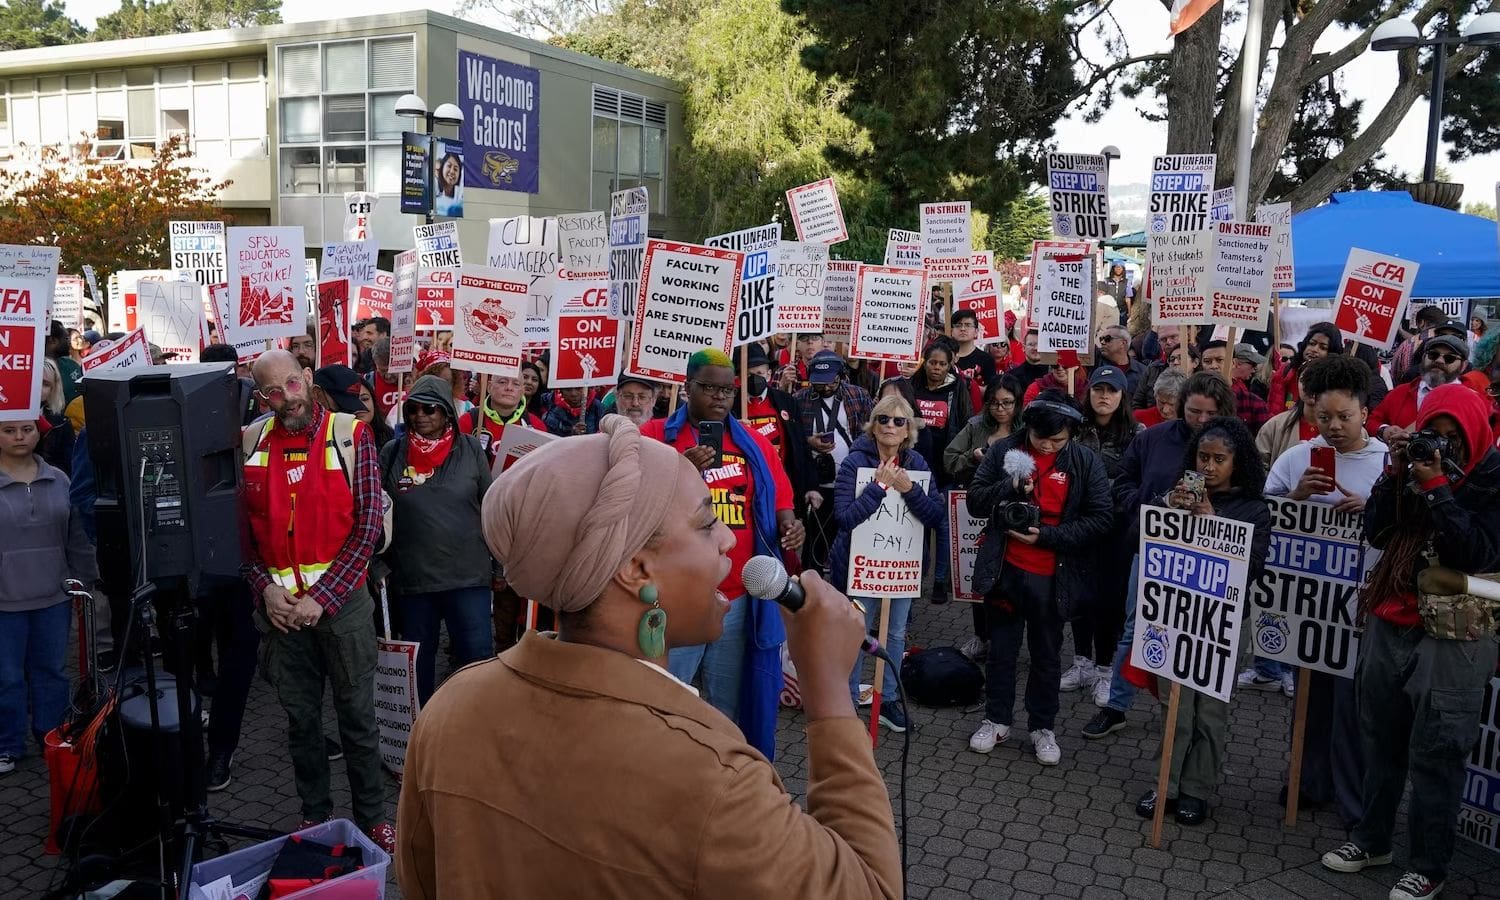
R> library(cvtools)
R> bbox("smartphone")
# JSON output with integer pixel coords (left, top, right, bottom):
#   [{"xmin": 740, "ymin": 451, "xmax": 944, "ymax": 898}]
[
  {"xmin": 697, "ymin": 420, "xmax": 725, "ymax": 469},
  {"xmin": 1311, "ymin": 445, "xmax": 1337, "ymax": 483},
  {"xmin": 1180, "ymin": 470, "xmax": 1206, "ymax": 503}
]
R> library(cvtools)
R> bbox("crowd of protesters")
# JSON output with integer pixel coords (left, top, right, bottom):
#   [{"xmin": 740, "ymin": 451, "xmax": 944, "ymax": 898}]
[{"xmin": 5, "ymin": 291, "xmax": 1500, "ymax": 900}]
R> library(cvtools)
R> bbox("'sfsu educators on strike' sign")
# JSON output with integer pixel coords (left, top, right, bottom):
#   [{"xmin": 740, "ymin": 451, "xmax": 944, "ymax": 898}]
[
  {"xmin": 0, "ymin": 276, "xmax": 48, "ymax": 422},
  {"xmin": 228, "ymin": 225, "xmax": 306, "ymax": 343},
  {"xmin": 627, "ymin": 239, "xmax": 742, "ymax": 383}
]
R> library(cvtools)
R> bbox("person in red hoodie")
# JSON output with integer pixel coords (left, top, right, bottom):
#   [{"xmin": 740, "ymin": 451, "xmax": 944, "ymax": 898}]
[
  {"xmin": 1370, "ymin": 333, "xmax": 1489, "ymax": 440},
  {"xmin": 1320, "ymin": 383, "xmax": 1500, "ymax": 900}
]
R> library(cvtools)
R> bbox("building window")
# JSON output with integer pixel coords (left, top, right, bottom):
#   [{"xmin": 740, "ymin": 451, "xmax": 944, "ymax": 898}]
[
  {"xmin": 276, "ymin": 36, "xmax": 413, "ymax": 198},
  {"xmin": 591, "ymin": 85, "xmax": 668, "ymax": 215}
]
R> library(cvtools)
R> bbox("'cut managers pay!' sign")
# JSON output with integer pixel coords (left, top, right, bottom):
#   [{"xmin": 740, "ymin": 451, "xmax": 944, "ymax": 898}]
[{"xmin": 1133, "ymin": 506, "xmax": 1253, "ymax": 703}]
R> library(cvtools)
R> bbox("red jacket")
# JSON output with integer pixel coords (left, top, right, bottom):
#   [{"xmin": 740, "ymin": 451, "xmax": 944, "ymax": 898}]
[{"xmin": 1369, "ymin": 372, "xmax": 1489, "ymax": 432}]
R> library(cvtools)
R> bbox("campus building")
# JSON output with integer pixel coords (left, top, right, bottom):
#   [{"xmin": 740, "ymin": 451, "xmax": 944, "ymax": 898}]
[{"xmin": 0, "ymin": 11, "xmax": 686, "ymax": 260}]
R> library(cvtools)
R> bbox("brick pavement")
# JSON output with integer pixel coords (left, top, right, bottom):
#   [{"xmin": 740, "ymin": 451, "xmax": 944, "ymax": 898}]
[{"xmin": 4, "ymin": 596, "xmax": 1499, "ymax": 899}]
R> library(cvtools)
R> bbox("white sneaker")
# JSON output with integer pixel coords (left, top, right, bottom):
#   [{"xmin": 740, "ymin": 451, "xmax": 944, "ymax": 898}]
[
  {"xmin": 1059, "ymin": 657, "xmax": 1097, "ymax": 692},
  {"xmin": 1237, "ymin": 669, "xmax": 1281, "ymax": 691},
  {"xmin": 1092, "ymin": 672, "xmax": 1112, "ymax": 708},
  {"xmin": 0, "ymin": 754, "xmax": 14, "ymax": 775},
  {"xmin": 968, "ymin": 719, "xmax": 1009, "ymax": 753},
  {"xmin": 1030, "ymin": 728, "xmax": 1061, "ymax": 766},
  {"xmin": 1281, "ymin": 671, "xmax": 1297, "ymax": 697}
]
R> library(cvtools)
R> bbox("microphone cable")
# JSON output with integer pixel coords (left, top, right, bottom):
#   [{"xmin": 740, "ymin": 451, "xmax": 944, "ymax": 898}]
[{"xmin": 868, "ymin": 645, "xmax": 909, "ymax": 897}]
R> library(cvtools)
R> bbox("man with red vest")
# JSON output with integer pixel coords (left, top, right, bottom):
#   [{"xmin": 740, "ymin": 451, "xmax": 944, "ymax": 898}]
[{"xmin": 242, "ymin": 349, "xmax": 394, "ymax": 853}]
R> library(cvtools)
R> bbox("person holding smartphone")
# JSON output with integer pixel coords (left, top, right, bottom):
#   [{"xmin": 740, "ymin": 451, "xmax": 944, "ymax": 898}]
[
  {"xmin": 1264, "ymin": 354, "xmax": 1387, "ymax": 826},
  {"xmin": 640, "ymin": 349, "xmax": 805, "ymax": 758}
]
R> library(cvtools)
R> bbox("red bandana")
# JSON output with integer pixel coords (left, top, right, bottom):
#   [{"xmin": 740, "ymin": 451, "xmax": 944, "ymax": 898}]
[{"xmin": 405, "ymin": 428, "xmax": 454, "ymax": 480}]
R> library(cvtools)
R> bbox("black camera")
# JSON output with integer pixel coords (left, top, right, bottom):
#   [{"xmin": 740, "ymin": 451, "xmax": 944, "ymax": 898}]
[
  {"xmin": 996, "ymin": 500, "xmax": 1042, "ymax": 530},
  {"xmin": 1406, "ymin": 429, "xmax": 1451, "ymax": 464}
]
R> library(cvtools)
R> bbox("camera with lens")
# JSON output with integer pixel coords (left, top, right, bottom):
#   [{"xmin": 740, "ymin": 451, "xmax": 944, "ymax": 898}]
[
  {"xmin": 996, "ymin": 500, "xmax": 1042, "ymax": 530},
  {"xmin": 1406, "ymin": 429, "xmax": 1451, "ymax": 464}
]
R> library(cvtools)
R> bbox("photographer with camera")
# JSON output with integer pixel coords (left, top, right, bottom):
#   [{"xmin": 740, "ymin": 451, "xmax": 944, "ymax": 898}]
[
  {"xmin": 965, "ymin": 391, "xmax": 1112, "ymax": 766},
  {"xmin": 1321, "ymin": 383, "xmax": 1500, "ymax": 900}
]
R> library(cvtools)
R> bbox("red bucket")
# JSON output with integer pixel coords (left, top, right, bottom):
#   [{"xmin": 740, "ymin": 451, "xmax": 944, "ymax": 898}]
[{"xmin": 43, "ymin": 727, "xmax": 100, "ymax": 855}]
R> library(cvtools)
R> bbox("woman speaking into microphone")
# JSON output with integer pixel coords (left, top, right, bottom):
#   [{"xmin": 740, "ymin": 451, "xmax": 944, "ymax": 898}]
[{"xmin": 396, "ymin": 414, "xmax": 901, "ymax": 899}]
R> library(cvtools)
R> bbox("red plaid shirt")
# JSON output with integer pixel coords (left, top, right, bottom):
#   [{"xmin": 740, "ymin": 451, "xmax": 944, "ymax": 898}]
[
  {"xmin": 1231, "ymin": 378, "xmax": 1272, "ymax": 436},
  {"xmin": 243, "ymin": 404, "xmax": 382, "ymax": 617}
]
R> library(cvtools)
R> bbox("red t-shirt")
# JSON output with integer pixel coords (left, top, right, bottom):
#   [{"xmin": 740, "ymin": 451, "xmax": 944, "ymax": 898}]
[
  {"xmin": 744, "ymin": 395, "xmax": 788, "ymax": 459},
  {"xmin": 640, "ymin": 419, "xmax": 794, "ymax": 600},
  {"xmin": 371, "ymin": 372, "xmax": 405, "ymax": 416},
  {"xmin": 915, "ymin": 397, "xmax": 950, "ymax": 429},
  {"xmin": 1134, "ymin": 407, "xmax": 1165, "ymax": 428},
  {"xmin": 1004, "ymin": 450, "xmax": 1067, "ymax": 575}
]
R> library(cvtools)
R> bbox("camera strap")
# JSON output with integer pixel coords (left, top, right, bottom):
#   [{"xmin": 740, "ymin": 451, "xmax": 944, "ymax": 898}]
[{"xmin": 813, "ymin": 394, "xmax": 854, "ymax": 448}]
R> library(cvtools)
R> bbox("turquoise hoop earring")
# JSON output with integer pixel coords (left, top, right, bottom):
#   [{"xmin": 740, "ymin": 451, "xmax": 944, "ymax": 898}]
[{"xmin": 637, "ymin": 584, "xmax": 666, "ymax": 658}]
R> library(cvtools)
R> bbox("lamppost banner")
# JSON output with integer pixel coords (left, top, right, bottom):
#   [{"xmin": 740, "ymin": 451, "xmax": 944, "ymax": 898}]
[{"xmin": 458, "ymin": 51, "xmax": 541, "ymax": 195}]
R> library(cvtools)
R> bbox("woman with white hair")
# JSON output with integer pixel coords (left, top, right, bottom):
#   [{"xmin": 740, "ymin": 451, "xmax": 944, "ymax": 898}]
[
  {"xmin": 37, "ymin": 358, "xmax": 74, "ymax": 475},
  {"xmin": 827, "ymin": 394, "xmax": 945, "ymax": 733}
]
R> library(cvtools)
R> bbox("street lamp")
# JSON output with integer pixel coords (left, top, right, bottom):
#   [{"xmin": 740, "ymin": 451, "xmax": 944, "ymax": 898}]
[
  {"xmin": 1369, "ymin": 15, "xmax": 1500, "ymax": 184},
  {"xmin": 396, "ymin": 94, "xmax": 465, "ymax": 223},
  {"xmin": 1100, "ymin": 145, "xmax": 1121, "ymax": 236}
]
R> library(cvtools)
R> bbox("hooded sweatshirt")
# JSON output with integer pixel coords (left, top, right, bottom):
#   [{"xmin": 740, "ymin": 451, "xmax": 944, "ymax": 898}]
[
  {"xmin": 378, "ymin": 374, "xmax": 494, "ymax": 594},
  {"xmin": 1265, "ymin": 433, "xmax": 1390, "ymax": 503},
  {"xmin": 0, "ymin": 455, "xmax": 97, "ymax": 612},
  {"xmin": 911, "ymin": 371, "xmax": 972, "ymax": 487}
]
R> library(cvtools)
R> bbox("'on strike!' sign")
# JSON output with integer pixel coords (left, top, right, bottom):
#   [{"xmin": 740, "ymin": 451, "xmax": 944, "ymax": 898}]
[
  {"xmin": 1132, "ymin": 506, "xmax": 1253, "ymax": 703},
  {"xmin": 1333, "ymin": 248, "xmax": 1419, "ymax": 349},
  {"xmin": 847, "ymin": 467, "xmax": 931, "ymax": 598}
]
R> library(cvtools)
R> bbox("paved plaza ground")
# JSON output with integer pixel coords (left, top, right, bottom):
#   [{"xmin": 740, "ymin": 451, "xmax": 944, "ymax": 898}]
[{"xmin": 4, "ymin": 596, "xmax": 1499, "ymax": 899}]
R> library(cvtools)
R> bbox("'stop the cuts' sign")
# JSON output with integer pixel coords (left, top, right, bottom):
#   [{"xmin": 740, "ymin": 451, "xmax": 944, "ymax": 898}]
[{"xmin": 458, "ymin": 51, "xmax": 541, "ymax": 194}]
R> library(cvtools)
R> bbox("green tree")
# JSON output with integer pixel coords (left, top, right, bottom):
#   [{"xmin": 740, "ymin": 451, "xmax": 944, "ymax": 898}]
[
  {"xmin": 93, "ymin": 0, "xmax": 281, "ymax": 40},
  {"xmin": 0, "ymin": 0, "xmax": 86, "ymax": 50},
  {"xmin": 1464, "ymin": 200, "xmax": 1498, "ymax": 220},
  {"xmin": 983, "ymin": 190, "xmax": 1053, "ymax": 261}
]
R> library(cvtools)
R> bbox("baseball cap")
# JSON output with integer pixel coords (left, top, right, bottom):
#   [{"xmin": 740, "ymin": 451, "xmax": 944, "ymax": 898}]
[
  {"xmin": 617, "ymin": 371, "xmax": 656, "ymax": 391},
  {"xmin": 1232, "ymin": 343, "xmax": 1267, "ymax": 367},
  {"xmin": 313, "ymin": 365, "xmax": 368, "ymax": 414},
  {"xmin": 808, "ymin": 350, "xmax": 844, "ymax": 385},
  {"xmin": 1433, "ymin": 319, "xmax": 1468, "ymax": 339},
  {"xmin": 1088, "ymin": 365, "xmax": 1127, "ymax": 392},
  {"xmin": 1421, "ymin": 333, "xmax": 1469, "ymax": 359}
]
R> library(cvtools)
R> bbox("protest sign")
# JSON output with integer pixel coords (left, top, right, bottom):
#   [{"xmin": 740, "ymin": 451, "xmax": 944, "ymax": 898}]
[
  {"xmin": 374, "ymin": 637, "xmax": 419, "ymax": 777},
  {"xmin": 355, "ymin": 281, "xmax": 393, "ymax": 322},
  {"xmin": 389, "ymin": 250, "xmax": 419, "ymax": 374},
  {"xmin": 458, "ymin": 50, "xmax": 541, "ymax": 194},
  {"xmin": 1028, "ymin": 240, "xmax": 1093, "ymax": 322},
  {"xmin": 1148, "ymin": 230, "xmax": 1213, "ymax": 327},
  {"xmin": 416, "ymin": 268, "xmax": 455, "ymax": 329},
  {"xmin": 1458, "ymin": 676, "xmax": 1500, "ymax": 855},
  {"xmin": 452, "ymin": 266, "xmax": 527, "ymax": 378},
  {"xmin": 773, "ymin": 241, "xmax": 828, "ymax": 334},
  {"xmin": 947, "ymin": 491, "xmax": 986, "ymax": 602},
  {"xmin": 954, "ymin": 267, "xmax": 1002, "ymax": 344},
  {"xmin": 208, "ymin": 283, "xmax": 265, "ymax": 363},
  {"xmin": 321, "ymin": 240, "xmax": 379, "ymax": 288},
  {"xmin": 849, "ymin": 264, "xmax": 925, "ymax": 363},
  {"xmin": 1255, "ymin": 202, "xmax": 1296, "ymax": 293},
  {"xmin": 1047, "ymin": 153, "xmax": 1111, "ymax": 241},
  {"xmin": 0, "ymin": 277, "xmax": 48, "ymax": 421},
  {"xmin": 1133, "ymin": 506, "xmax": 1253, "ymax": 702},
  {"xmin": 487, "ymin": 215, "xmax": 559, "ymax": 350},
  {"xmin": 490, "ymin": 425, "xmax": 558, "ymax": 476},
  {"xmin": 609, "ymin": 187, "xmax": 649, "ymax": 320},
  {"xmin": 557, "ymin": 211, "xmax": 608, "ymax": 280},
  {"xmin": 846, "ymin": 467, "xmax": 932, "ymax": 598},
  {"xmin": 317, "ymin": 279, "xmax": 352, "ymax": 368},
  {"xmin": 1410, "ymin": 297, "xmax": 1469, "ymax": 325},
  {"xmin": 344, "ymin": 191, "xmax": 377, "ymax": 241},
  {"xmin": 304, "ymin": 257, "xmax": 319, "ymax": 315},
  {"xmin": 168, "ymin": 221, "xmax": 226, "ymax": 286},
  {"xmin": 227, "ymin": 226, "xmax": 305, "ymax": 342},
  {"xmin": 1248, "ymin": 498, "xmax": 1368, "ymax": 677},
  {"xmin": 82, "ymin": 326, "xmax": 150, "ymax": 372},
  {"xmin": 1146, "ymin": 154, "xmax": 1214, "ymax": 264},
  {"xmin": 549, "ymin": 278, "xmax": 620, "ymax": 387},
  {"xmin": 920, "ymin": 202, "xmax": 973, "ymax": 279},
  {"xmin": 1210, "ymin": 186, "xmax": 1236, "ymax": 222},
  {"xmin": 109, "ymin": 269, "xmax": 174, "ymax": 332},
  {"xmin": 1333, "ymin": 248, "xmax": 1420, "ymax": 349},
  {"xmin": 883, "ymin": 229, "xmax": 923, "ymax": 268},
  {"xmin": 1209, "ymin": 221, "xmax": 1276, "ymax": 329},
  {"xmin": 52, "ymin": 276, "xmax": 85, "ymax": 329},
  {"xmin": 785, "ymin": 177, "xmax": 848, "ymax": 244},
  {"xmin": 413, "ymin": 221, "xmax": 463, "ymax": 270},
  {"xmin": 822, "ymin": 260, "xmax": 858, "ymax": 342},
  {"xmin": 0, "ymin": 246, "xmax": 60, "ymax": 330},
  {"xmin": 627, "ymin": 240, "xmax": 742, "ymax": 383},
  {"xmin": 1035, "ymin": 255, "xmax": 1094, "ymax": 357},
  {"xmin": 82, "ymin": 265, "xmax": 101, "ymax": 314},
  {"xmin": 137, "ymin": 279, "xmax": 205, "ymax": 363},
  {"xmin": 706, "ymin": 224, "xmax": 779, "ymax": 346}
]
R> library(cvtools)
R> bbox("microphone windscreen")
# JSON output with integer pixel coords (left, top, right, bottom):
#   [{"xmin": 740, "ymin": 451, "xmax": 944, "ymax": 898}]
[
  {"xmin": 742, "ymin": 555, "xmax": 788, "ymax": 600},
  {"xmin": 1002, "ymin": 448, "xmax": 1036, "ymax": 481}
]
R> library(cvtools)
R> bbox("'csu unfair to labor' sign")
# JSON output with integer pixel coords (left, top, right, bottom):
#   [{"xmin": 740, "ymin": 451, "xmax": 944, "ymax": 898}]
[
  {"xmin": 705, "ymin": 224, "xmax": 779, "ymax": 347},
  {"xmin": 1459, "ymin": 676, "xmax": 1500, "ymax": 855},
  {"xmin": 1047, "ymin": 153, "xmax": 1110, "ymax": 241},
  {"xmin": 1133, "ymin": 507, "xmax": 1253, "ymax": 703},
  {"xmin": 458, "ymin": 50, "xmax": 540, "ymax": 194},
  {"xmin": 1247, "ymin": 498, "xmax": 1371, "ymax": 678}
]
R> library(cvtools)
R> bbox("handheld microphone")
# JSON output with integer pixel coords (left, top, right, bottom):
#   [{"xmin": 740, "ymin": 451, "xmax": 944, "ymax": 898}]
[{"xmin": 742, "ymin": 555, "xmax": 883, "ymax": 656}]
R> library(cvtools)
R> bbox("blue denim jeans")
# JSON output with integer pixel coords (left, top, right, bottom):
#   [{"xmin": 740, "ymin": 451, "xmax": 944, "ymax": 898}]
[
  {"xmin": 931, "ymin": 488, "xmax": 951, "ymax": 584},
  {"xmin": 848, "ymin": 597, "xmax": 911, "ymax": 703},
  {"xmin": 1106, "ymin": 554, "xmax": 1142, "ymax": 712},
  {"xmin": 1252, "ymin": 657, "xmax": 1286, "ymax": 679},
  {"xmin": 669, "ymin": 594, "xmax": 748, "ymax": 722},
  {"xmin": 0, "ymin": 601, "xmax": 72, "ymax": 757},
  {"xmin": 394, "ymin": 586, "xmax": 495, "ymax": 706}
]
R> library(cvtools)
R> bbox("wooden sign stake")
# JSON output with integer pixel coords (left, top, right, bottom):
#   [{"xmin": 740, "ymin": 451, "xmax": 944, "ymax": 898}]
[
  {"xmin": 1284, "ymin": 666, "xmax": 1313, "ymax": 827},
  {"xmin": 868, "ymin": 597, "xmax": 893, "ymax": 749},
  {"xmin": 1151, "ymin": 681, "xmax": 1183, "ymax": 849}
]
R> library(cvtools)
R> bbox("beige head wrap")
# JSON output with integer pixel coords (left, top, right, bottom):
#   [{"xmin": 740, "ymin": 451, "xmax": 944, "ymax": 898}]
[{"xmin": 482, "ymin": 413, "xmax": 690, "ymax": 612}]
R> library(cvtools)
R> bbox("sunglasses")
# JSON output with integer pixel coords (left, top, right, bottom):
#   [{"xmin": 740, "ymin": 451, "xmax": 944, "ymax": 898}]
[
  {"xmin": 1424, "ymin": 351, "xmax": 1462, "ymax": 365},
  {"xmin": 403, "ymin": 402, "xmax": 444, "ymax": 416},
  {"xmin": 874, "ymin": 415, "xmax": 908, "ymax": 427}
]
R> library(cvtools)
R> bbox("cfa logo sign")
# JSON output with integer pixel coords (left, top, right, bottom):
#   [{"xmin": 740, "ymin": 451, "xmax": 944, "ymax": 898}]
[{"xmin": 1371, "ymin": 262, "xmax": 1407, "ymax": 281}]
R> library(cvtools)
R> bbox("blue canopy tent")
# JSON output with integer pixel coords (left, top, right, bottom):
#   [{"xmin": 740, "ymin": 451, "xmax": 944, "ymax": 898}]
[{"xmin": 1283, "ymin": 191, "xmax": 1500, "ymax": 300}]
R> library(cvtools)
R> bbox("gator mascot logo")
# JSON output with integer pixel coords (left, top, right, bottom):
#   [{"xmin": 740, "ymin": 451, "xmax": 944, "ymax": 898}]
[
  {"xmin": 1254, "ymin": 611, "xmax": 1291, "ymax": 655},
  {"xmin": 482, "ymin": 151, "xmax": 520, "ymax": 186}
]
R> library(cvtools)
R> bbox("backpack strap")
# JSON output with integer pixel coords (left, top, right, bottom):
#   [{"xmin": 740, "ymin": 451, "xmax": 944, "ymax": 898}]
[
  {"xmin": 329, "ymin": 412, "xmax": 358, "ymax": 491},
  {"xmin": 240, "ymin": 417, "xmax": 274, "ymax": 464}
]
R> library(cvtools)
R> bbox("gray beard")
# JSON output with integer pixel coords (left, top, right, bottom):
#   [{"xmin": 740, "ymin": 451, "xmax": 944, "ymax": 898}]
[{"xmin": 1422, "ymin": 368, "xmax": 1456, "ymax": 389}]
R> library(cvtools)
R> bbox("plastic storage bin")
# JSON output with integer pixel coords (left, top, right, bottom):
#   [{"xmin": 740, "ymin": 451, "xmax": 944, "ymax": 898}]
[{"xmin": 186, "ymin": 818, "xmax": 389, "ymax": 900}]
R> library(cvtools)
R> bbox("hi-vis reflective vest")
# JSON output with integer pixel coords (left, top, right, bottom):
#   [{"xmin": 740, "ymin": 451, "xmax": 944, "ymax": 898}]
[{"xmin": 242, "ymin": 411, "xmax": 363, "ymax": 597}]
